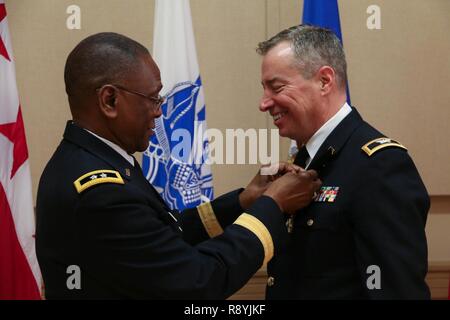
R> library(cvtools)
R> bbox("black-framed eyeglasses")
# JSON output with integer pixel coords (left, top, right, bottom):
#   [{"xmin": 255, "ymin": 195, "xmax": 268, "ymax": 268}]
[{"xmin": 97, "ymin": 84, "xmax": 165, "ymax": 111}]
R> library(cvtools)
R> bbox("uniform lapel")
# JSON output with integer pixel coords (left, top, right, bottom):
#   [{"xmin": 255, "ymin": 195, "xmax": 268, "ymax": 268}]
[
  {"xmin": 132, "ymin": 157, "xmax": 171, "ymax": 210},
  {"xmin": 63, "ymin": 121, "xmax": 135, "ymax": 180},
  {"xmin": 308, "ymin": 108, "xmax": 364, "ymax": 175}
]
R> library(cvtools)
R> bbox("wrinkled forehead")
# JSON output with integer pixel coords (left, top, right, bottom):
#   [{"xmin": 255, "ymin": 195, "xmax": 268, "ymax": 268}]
[
  {"xmin": 130, "ymin": 54, "xmax": 162, "ymax": 92},
  {"xmin": 264, "ymin": 41, "xmax": 294, "ymax": 60},
  {"xmin": 262, "ymin": 42, "xmax": 296, "ymax": 68},
  {"xmin": 261, "ymin": 42, "xmax": 298, "ymax": 80}
]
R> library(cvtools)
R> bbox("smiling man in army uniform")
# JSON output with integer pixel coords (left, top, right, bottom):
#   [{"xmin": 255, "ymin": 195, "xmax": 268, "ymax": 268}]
[{"xmin": 257, "ymin": 25, "xmax": 430, "ymax": 299}]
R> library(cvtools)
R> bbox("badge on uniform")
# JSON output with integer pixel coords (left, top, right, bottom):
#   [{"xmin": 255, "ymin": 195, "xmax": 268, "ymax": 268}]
[
  {"xmin": 314, "ymin": 186, "xmax": 339, "ymax": 202},
  {"xmin": 362, "ymin": 137, "xmax": 407, "ymax": 156},
  {"xmin": 74, "ymin": 169, "xmax": 124, "ymax": 193}
]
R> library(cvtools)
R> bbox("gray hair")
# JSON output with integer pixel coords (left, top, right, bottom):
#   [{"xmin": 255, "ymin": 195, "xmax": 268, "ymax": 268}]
[{"xmin": 257, "ymin": 25, "xmax": 347, "ymax": 89}]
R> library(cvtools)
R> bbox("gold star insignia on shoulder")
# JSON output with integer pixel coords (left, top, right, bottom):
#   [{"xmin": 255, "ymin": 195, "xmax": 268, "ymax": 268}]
[
  {"xmin": 73, "ymin": 170, "xmax": 124, "ymax": 193},
  {"xmin": 362, "ymin": 137, "xmax": 407, "ymax": 157}
]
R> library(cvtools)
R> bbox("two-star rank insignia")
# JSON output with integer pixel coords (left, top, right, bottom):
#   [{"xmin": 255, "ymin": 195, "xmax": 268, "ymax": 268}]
[
  {"xmin": 314, "ymin": 186, "xmax": 340, "ymax": 203},
  {"xmin": 74, "ymin": 170, "xmax": 124, "ymax": 193},
  {"xmin": 362, "ymin": 137, "xmax": 407, "ymax": 156}
]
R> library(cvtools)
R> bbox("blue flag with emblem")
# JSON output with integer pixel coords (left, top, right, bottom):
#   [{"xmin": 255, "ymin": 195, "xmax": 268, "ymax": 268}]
[
  {"xmin": 142, "ymin": 0, "xmax": 214, "ymax": 210},
  {"xmin": 289, "ymin": 0, "xmax": 350, "ymax": 158}
]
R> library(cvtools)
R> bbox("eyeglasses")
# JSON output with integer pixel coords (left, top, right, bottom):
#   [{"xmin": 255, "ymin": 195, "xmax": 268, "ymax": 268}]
[{"xmin": 97, "ymin": 84, "xmax": 165, "ymax": 111}]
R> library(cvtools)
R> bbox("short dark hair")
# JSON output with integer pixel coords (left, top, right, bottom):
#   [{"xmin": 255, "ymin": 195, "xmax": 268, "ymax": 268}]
[
  {"xmin": 64, "ymin": 32, "xmax": 149, "ymax": 99},
  {"xmin": 257, "ymin": 25, "xmax": 347, "ymax": 89}
]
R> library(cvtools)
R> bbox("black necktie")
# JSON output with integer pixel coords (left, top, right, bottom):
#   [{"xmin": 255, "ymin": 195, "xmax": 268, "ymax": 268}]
[{"xmin": 294, "ymin": 146, "xmax": 309, "ymax": 168}]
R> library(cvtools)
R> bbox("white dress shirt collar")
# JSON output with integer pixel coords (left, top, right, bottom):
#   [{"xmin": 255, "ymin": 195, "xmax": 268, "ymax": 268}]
[
  {"xmin": 304, "ymin": 102, "xmax": 352, "ymax": 168},
  {"xmin": 84, "ymin": 129, "xmax": 135, "ymax": 166}
]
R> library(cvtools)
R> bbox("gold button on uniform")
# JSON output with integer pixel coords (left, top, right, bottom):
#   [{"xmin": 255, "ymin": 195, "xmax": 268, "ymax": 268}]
[
  {"xmin": 306, "ymin": 219, "xmax": 314, "ymax": 226},
  {"xmin": 267, "ymin": 276, "xmax": 275, "ymax": 287}
]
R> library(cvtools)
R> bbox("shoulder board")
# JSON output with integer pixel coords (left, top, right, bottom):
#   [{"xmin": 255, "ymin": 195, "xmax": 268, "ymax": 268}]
[
  {"xmin": 362, "ymin": 138, "xmax": 407, "ymax": 157},
  {"xmin": 73, "ymin": 170, "xmax": 124, "ymax": 194}
]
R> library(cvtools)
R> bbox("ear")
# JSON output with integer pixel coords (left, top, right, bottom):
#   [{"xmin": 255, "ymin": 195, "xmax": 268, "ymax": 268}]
[
  {"xmin": 97, "ymin": 85, "xmax": 119, "ymax": 119},
  {"xmin": 316, "ymin": 66, "xmax": 336, "ymax": 95}
]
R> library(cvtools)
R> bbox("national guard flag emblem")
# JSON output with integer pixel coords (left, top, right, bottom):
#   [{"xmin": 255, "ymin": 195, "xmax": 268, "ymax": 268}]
[{"xmin": 314, "ymin": 186, "xmax": 340, "ymax": 203}]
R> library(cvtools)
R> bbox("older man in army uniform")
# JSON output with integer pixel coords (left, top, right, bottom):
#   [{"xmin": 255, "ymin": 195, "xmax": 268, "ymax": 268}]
[{"xmin": 257, "ymin": 25, "xmax": 430, "ymax": 299}]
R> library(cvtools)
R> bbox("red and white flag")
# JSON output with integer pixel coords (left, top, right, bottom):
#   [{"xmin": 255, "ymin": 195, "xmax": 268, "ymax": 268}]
[{"xmin": 0, "ymin": 0, "xmax": 41, "ymax": 299}]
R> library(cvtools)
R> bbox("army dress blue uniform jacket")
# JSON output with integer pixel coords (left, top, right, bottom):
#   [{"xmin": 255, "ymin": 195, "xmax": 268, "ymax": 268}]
[
  {"xmin": 36, "ymin": 121, "xmax": 287, "ymax": 299},
  {"xmin": 266, "ymin": 108, "xmax": 430, "ymax": 300}
]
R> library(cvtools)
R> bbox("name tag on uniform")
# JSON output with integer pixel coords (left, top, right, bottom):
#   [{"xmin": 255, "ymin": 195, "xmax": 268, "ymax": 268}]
[{"xmin": 314, "ymin": 186, "xmax": 339, "ymax": 203}]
